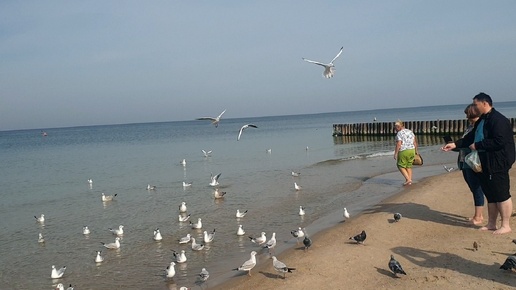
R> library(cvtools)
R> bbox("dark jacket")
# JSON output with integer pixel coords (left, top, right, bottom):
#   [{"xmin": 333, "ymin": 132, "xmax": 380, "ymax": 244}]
[{"xmin": 455, "ymin": 108, "xmax": 515, "ymax": 174}]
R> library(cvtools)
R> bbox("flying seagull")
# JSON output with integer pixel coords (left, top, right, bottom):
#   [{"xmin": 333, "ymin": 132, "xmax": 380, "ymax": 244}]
[
  {"xmin": 196, "ymin": 109, "xmax": 226, "ymax": 127},
  {"xmin": 302, "ymin": 46, "xmax": 344, "ymax": 78},
  {"xmin": 237, "ymin": 124, "xmax": 258, "ymax": 141}
]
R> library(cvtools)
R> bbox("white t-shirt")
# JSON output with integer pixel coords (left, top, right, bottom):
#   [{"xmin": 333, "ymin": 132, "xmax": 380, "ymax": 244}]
[{"xmin": 396, "ymin": 128, "xmax": 415, "ymax": 151}]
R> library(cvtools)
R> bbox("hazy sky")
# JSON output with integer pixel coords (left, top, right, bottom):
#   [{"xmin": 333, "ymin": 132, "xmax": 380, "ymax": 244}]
[{"xmin": 2, "ymin": 1, "xmax": 516, "ymax": 131}]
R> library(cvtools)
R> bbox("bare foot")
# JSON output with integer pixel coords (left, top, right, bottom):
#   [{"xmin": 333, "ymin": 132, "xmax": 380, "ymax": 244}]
[
  {"xmin": 403, "ymin": 181, "xmax": 412, "ymax": 186},
  {"xmin": 468, "ymin": 217, "xmax": 484, "ymax": 225},
  {"xmin": 493, "ymin": 226, "xmax": 512, "ymax": 235},
  {"xmin": 479, "ymin": 225, "xmax": 496, "ymax": 231}
]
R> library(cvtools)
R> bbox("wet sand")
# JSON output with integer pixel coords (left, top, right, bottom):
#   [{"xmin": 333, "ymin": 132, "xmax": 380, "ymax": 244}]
[{"xmin": 212, "ymin": 168, "xmax": 516, "ymax": 290}]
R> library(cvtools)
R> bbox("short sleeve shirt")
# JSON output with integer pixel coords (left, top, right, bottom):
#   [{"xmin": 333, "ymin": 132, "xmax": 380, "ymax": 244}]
[{"xmin": 396, "ymin": 128, "xmax": 415, "ymax": 151}]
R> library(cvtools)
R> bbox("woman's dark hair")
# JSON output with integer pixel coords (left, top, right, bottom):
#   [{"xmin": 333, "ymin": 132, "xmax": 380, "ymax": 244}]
[{"xmin": 464, "ymin": 103, "xmax": 481, "ymax": 119}]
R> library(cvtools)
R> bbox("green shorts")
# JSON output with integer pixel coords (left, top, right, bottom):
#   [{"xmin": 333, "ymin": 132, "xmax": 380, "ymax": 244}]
[{"xmin": 397, "ymin": 149, "xmax": 415, "ymax": 168}]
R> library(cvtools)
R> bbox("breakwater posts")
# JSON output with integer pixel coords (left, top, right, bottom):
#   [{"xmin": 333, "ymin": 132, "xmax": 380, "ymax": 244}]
[{"xmin": 332, "ymin": 118, "xmax": 516, "ymax": 136}]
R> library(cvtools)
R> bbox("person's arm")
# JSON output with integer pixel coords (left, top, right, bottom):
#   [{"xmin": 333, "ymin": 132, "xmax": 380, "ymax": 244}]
[
  {"xmin": 473, "ymin": 115, "xmax": 510, "ymax": 151},
  {"xmin": 413, "ymin": 135, "xmax": 418, "ymax": 155},
  {"xmin": 394, "ymin": 140, "xmax": 401, "ymax": 159}
]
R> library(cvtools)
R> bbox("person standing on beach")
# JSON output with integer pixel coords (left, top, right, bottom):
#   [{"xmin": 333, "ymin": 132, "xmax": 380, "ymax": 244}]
[
  {"xmin": 394, "ymin": 120, "xmax": 418, "ymax": 186},
  {"xmin": 442, "ymin": 93, "xmax": 515, "ymax": 234},
  {"xmin": 455, "ymin": 104, "xmax": 485, "ymax": 225}
]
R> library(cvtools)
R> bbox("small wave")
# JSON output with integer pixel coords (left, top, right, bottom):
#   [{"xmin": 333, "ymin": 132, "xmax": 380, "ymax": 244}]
[{"xmin": 365, "ymin": 151, "xmax": 394, "ymax": 158}]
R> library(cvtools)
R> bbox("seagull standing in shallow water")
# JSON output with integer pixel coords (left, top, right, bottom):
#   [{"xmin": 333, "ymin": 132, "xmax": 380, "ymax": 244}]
[
  {"xmin": 166, "ymin": 262, "xmax": 176, "ymax": 278},
  {"xmin": 109, "ymin": 225, "xmax": 124, "ymax": 236},
  {"xmin": 179, "ymin": 202, "xmax": 187, "ymax": 213},
  {"xmin": 153, "ymin": 228, "xmax": 163, "ymax": 241},
  {"xmin": 237, "ymin": 124, "xmax": 258, "ymax": 141},
  {"xmin": 83, "ymin": 226, "xmax": 90, "ymax": 235},
  {"xmin": 237, "ymin": 225, "xmax": 245, "ymax": 236},
  {"xmin": 249, "ymin": 232, "xmax": 267, "ymax": 245},
  {"xmin": 196, "ymin": 109, "xmax": 226, "ymax": 127},
  {"xmin": 302, "ymin": 46, "xmax": 344, "ymax": 78},
  {"xmin": 299, "ymin": 206, "xmax": 305, "ymax": 216},
  {"xmin": 95, "ymin": 251, "xmax": 104, "ymax": 263},
  {"xmin": 101, "ymin": 237, "xmax": 121, "ymax": 249}
]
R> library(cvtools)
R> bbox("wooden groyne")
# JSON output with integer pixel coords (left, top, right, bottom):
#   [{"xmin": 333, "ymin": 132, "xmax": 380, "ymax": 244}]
[{"xmin": 332, "ymin": 118, "xmax": 516, "ymax": 136}]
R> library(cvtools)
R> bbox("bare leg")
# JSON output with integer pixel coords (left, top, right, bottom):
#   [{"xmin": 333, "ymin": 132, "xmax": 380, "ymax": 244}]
[
  {"xmin": 470, "ymin": 206, "xmax": 484, "ymax": 225},
  {"xmin": 398, "ymin": 167, "xmax": 410, "ymax": 185},
  {"xmin": 406, "ymin": 168, "xmax": 413, "ymax": 183},
  {"xmin": 480, "ymin": 203, "xmax": 498, "ymax": 231},
  {"xmin": 493, "ymin": 198, "xmax": 512, "ymax": 234}
]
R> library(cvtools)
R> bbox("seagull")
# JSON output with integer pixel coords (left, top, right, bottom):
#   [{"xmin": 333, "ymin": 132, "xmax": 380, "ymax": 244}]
[
  {"xmin": 389, "ymin": 255, "xmax": 407, "ymax": 276},
  {"xmin": 302, "ymin": 46, "xmax": 344, "ymax": 78},
  {"xmin": 298, "ymin": 206, "xmax": 305, "ymax": 216},
  {"xmin": 82, "ymin": 226, "xmax": 90, "ymax": 235},
  {"xmin": 55, "ymin": 284, "xmax": 74, "ymax": 290},
  {"xmin": 95, "ymin": 251, "xmax": 104, "ymax": 263},
  {"xmin": 201, "ymin": 149, "xmax": 212, "ymax": 157},
  {"xmin": 109, "ymin": 225, "xmax": 124, "ymax": 236},
  {"xmin": 190, "ymin": 218, "xmax": 202, "ymax": 229},
  {"xmin": 180, "ymin": 159, "xmax": 186, "ymax": 166},
  {"xmin": 272, "ymin": 256, "xmax": 296, "ymax": 278},
  {"xmin": 166, "ymin": 262, "xmax": 176, "ymax": 278},
  {"xmin": 147, "ymin": 184, "xmax": 157, "ymax": 190},
  {"xmin": 237, "ymin": 124, "xmax": 258, "ymax": 141},
  {"xmin": 178, "ymin": 214, "xmax": 191, "ymax": 222},
  {"xmin": 51, "ymin": 265, "xmax": 66, "ymax": 279},
  {"xmin": 34, "ymin": 214, "xmax": 45, "ymax": 223},
  {"xmin": 101, "ymin": 193, "xmax": 117, "ymax": 202},
  {"xmin": 263, "ymin": 232, "xmax": 277, "ymax": 251},
  {"xmin": 500, "ymin": 255, "xmax": 516, "ymax": 271},
  {"xmin": 213, "ymin": 189, "xmax": 226, "ymax": 199},
  {"xmin": 38, "ymin": 233, "xmax": 45, "ymax": 243},
  {"xmin": 302, "ymin": 229, "xmax": 312, "ymax": 251},
  {"xmin": 236, "ymin": 209, "xmax": 248, "ymax": 218},
  {"xmin": 178, "ymin": 234, "xmax": 191, "ymax": 244},
  {"xmin": 233, "ymin": 251, "xmax": 257, "ymax": 276},
  {"xmin": 101, "ymin": 237, "xmax": 121, "ymax": 249},
  {"xmin": 182, "ymin": 181, "xmax": 192, "ymax": 187},
  {"xmin": 191, "ymin": 238, "xmax": 205, "ymax": 251},
  {"xmin": 87, "ymin": 179, "xmax": 93, "ymax": 185},
  {"xmin": 179, "ymin": 202, "xmax": 187, "ymax": 213},
  {"xmin": 203, "ymin": 229, "xmax": 216, "ymax": 243},
  {"xmin": 350, "ymin": 230, "xmax": 367, "ymax": 244},
  {"xmin": 197, "ymin": 109, "xmax": 226, "ymax": 127},
  {"xmin": 394, "ymin": 213, "xmax": 402, "ymax": 222},
  {"xmin": 209, "ymin": 173, "xmax": 221, "ymax": 186},
  {"xmin": 266, "ymin": 148, "xmax": 272, "ymax": 154},
  {"xmin": 291, "ymin": 171, "xmax": 300, "ymax": 177},
  {"xmin": 290, "ymin": 227, "xmax": 305, "ymax": 243},
  {"xmin": 172, "ymin": 250, "xmax": 187, "ymax": 263},
  {"xmin": 153, "ymin": 228, "xmax": 163, "ymax": 241},
  {"xmin": 237, "ymin": 225, "xmax": 245, "ymax": 236},
  {"xmin": 343, "ymin": 208, "xmax": 350, "ymax": 219},
  {"xmin": 198, "ymin": 268, "xmax": 210, "ymax": 281},
  {"xmin": 294, "ymin": 182, "xmax": 302, "ymax": 191},
  {"xmin": 443, "ymin": 165, "xmax": 454, "ymax": 172},
  {"xmin": 249, "ymin": 232, "xmax": 267, "ymax": 245}
]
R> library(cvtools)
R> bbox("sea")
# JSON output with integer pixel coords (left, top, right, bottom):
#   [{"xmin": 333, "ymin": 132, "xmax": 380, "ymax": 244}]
[{"xmin": 1, "ymin": 102, "xmax": 515, "ymax": 290}]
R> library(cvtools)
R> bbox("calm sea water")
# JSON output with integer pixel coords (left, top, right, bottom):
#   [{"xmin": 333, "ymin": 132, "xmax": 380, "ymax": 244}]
[{"xmin": 1, "ymin": 102, "xmax": 515, "ymax": 290}]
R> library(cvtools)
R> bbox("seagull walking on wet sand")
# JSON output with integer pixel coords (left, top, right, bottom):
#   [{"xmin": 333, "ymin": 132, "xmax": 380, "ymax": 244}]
[
  {"xmin": 249, "ymin": 232, "xmax": 267, "ymax": 245},
  {"xmin": 302, "ymin": 46, "xmax": 344, "ymax": 78},
  {"xmin": 394, "ymin": 213, "xmax": 402, "ymax": 222},
  {"xmin": 233, "ymin": 251, "xmax": 257, "ymax": 276},
  {"xmin": 209, "ymin": 173, "xmax": 221, "ymax": 186},
  {"xmin": 389, "ymin": 255, "xmax": 407, "ymax": 276},
  {"xmin": 101, "ymin": 237, "xmax": 121, "ymax": 249},
  {"xmin": 101, "ymin": 193, "xmax": 117, "ymax": 202},
  {"xmin": 236, "ymin": 209, "xmax": 248, "ymax": 218},
  {"xmin": 272, "ymin": 256, "xmax": 296, "ymax": 278},
  {"xmin": 263, "ymin": 232, "xmax": 277, "ymax": 252},
  {"xmin": 237, "ymin": 124, "xmax": 258, "ymax": 141},
  {"xmin": 350, "ymin": 230, "xmax": 367, "ymax": 244},
  {"xmin": 196, "ymin": 109, "xmax": 226, "ymax": 127},
  {"xmin": 51, "ymin": 265, "xmax": 66, "ymax": 279}
]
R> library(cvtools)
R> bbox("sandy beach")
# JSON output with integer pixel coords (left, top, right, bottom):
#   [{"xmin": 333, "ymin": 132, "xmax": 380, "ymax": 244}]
[{"xmin": 213, "ymin": 168, "xmax": 516, "ymax": 290}]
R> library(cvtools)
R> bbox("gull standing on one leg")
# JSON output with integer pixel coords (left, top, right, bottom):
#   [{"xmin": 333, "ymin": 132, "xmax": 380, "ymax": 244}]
[{"xmin": 302, "ymin": 46, "xmax": 344, "ymax": 78}]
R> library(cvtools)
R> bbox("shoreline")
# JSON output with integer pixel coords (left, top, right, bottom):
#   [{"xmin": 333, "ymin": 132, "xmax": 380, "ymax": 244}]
[{"xmin": 211, "ymin": 167, "xmax": 516, "ymax": 290}]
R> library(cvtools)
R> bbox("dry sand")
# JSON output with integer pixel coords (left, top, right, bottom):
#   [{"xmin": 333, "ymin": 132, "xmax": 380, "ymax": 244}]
[{"xmin": 212, "ymin": 169, "xmax": 516, "ymax": 290}]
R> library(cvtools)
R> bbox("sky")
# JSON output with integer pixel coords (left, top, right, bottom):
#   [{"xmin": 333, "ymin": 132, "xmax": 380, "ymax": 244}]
[{"xmin": 1, "ymin": 1, "xmax": 516, "ymax": 131}]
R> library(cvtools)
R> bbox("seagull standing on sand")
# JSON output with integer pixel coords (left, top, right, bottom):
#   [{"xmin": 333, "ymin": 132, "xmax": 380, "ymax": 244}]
[
  {"xmin": 196, "ymin": 109, "xmax": 226, "ymax": 127},
  {"xmin": 237, "ymin": 124, "xmax": 258, "ymax": 141},
  {"xmin": 95, "ymin": 251, "xmax": 104, "ymax": 263},
  {"xmin": 236, "ymin": 209, "xmax": 248, "ymax": 218},
  {"xmin": 249, "ymin": 232, "xmax": 267, "ymax": 245},
  {"xmin": 343, "ymin": 208, "xmax": 350, "ymax": 219},
  {"xmin": 302, "ymin": 46, "xmax": 344, "ymax": 78},
  {"xmin": 209, "ymin": 173, "xmax": 221, "ymax": 186},
  {"xmin": 389, "ymin": 255, "xmax": 407, "ymax": 276},
  {"xmin": 350, "ymin": 230, "xmax": 367, "ymax": 244},
  {"xmin": 153, "ymin": 228, "xmax": 163, "ymax": 241},
  {"xmin": 166, "ymin": 262, "xmax": 176, "ymax": 278},
  {"xmin": 237, "ymin": 225, "xmax": 246, "ymax": 236},
  {"xmin": 272, "ymin": 256, "xmax": 296, "ymax": 278},
  {"xmin": 34, "ymin": 214, "xmax": 45, "ymax": 223},
  {"xmin": 101, "ymin": 193, "xmax": 117, "ymax": 202},
  {"xmin": 263, "ymin": 232, "xmax": 277, "ymax": 252},
  {"xmin": 233, "ymin": 251, "xmax": 257, "ymax": 276},
  {"xmin": 51, "ymin": 265, "xmax": 66, "ymax": 279},
  {"xmin": 101, "ymin": 237, "xmax": 121, "ymax": 249}
]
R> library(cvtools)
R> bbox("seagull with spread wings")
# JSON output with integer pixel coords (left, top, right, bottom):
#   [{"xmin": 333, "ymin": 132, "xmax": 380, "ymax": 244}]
[
  {"xmin": 237, "ymin": 124, "xmax": 258, "ymax": 141},
  {"xmin": 196, "ymin": 109, "xmax": 226, "ymax": 127},
  {"xmin": 303, "ymin": 47, "xmax": 343, "ymax": 78}
]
